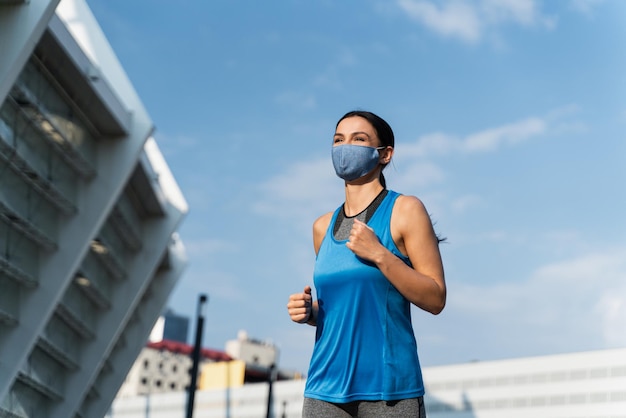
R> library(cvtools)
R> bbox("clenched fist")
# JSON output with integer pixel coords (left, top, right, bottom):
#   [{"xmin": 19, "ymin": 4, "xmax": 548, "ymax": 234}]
[{"xmin": 287, "ymin": 285, "xmax": 313, "ymax": 324}]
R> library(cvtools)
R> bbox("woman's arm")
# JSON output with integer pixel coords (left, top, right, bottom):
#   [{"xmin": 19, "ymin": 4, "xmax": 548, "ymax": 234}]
[
  {"xmin": 286, "ymin": 212, "xmax": 332, "ymax": 326},
  {"xmin": 313, "ymin": 212, "xmax": 333, "ymax": 254},
  {"xmin": 346, "ymin": 195, "xmax": 446, "ymax": 314}
]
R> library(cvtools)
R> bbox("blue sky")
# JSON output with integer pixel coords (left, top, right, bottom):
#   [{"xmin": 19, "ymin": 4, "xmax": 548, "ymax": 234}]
[{"xmin": 85, "ymin": 0, "xmax": 626, "ymax": 374}]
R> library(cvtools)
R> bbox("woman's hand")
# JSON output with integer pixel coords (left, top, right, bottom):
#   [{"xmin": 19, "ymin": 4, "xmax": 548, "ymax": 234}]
[
  {"xmin": 287, "ymin": 285, "xmax": 313, "ymax": 324},
  {"xmin": 346, "ymin": 219, "xmax": 387, "ymax": 263}
]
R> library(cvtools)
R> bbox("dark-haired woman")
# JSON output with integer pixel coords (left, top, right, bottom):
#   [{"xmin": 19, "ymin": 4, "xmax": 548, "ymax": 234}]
[{"xmin": 287, "ymin": 110, "xmax": 446, "ymax": 418}]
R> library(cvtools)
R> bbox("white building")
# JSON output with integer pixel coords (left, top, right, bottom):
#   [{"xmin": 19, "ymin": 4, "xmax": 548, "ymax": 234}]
[
  {"xmin": 0, "ymin": 1, "xmax": 188, "ymax": 417},
  {"xmin": 110, "ymin": 347, "xmax": 626, "ymax": 418},
  {"xmin": 423, "ymin": 347, "xmax": 626, "ymax": 417},
  {"xmin": 225, "ymin": 330, "xmax": 279, "ymax": 370},
  {"xmin": 116, "ymin": 339, "xmax": 231, "ymax": 399}
]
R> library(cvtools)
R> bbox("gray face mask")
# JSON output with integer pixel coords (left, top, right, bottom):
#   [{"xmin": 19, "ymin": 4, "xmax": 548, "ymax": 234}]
[{"xmin": 331, "ymin": 145, "xmax": 384, "ymax": 181}]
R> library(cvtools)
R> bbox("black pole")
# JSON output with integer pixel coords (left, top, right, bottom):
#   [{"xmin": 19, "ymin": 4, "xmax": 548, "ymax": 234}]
[
  {"xmin": 186, "ymin": 294, "xmax": 208, "ymax": 418},
  {"xmin": 266, "ymin": 363, "xmax": 276, "ymax": 418}
]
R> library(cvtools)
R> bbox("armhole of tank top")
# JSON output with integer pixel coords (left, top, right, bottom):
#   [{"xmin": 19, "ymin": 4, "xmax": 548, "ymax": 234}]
[{"xmin": 387, "ymin": 192, "xmax": 411, "ymax": 264}]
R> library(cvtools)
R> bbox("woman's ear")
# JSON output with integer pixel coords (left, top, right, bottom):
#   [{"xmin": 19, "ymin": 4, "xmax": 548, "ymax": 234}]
[{"xmin": 380, "ymin": 146, "xmax": 394, "ymax": 164}]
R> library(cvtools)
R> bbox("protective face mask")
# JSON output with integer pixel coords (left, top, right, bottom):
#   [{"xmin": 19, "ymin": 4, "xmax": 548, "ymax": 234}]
[{"xmin": 331, "ymin": 144, "xmax": 384, "ymax": 181}]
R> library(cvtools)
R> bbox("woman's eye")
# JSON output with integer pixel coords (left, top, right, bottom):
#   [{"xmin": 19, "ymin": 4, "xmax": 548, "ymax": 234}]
[
  {"xmin": 354, "ymin": 137, "xmax": 366, "ymax": 142},
  {"xmin": 333, "ymin": 137, "xmax": 343, "ymax": 143}
]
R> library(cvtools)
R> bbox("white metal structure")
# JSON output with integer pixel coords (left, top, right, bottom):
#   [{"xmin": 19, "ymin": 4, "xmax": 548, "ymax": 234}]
[
  {"xmin": 0, "ymin": 0, "xmax": 188, "ymax": 417},
  {"xmin": 109, "ymin": 347, "xmax": 626, "ymax": 418}
]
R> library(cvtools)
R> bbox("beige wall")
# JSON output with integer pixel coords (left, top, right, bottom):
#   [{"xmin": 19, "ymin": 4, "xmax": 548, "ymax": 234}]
[{"xmin": 199, "ymin": 360, "xmax": 246, "ymax": 390}]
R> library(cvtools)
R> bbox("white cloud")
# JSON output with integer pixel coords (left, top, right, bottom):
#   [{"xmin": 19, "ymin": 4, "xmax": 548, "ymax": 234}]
[
  {"xmin": 569, "ymin": 0, "xmax": 605, "ymax": 17},
  {"xmin": 544, "ymin": 104, "xmax": 588, "ymax": 136},
  {"xmin": 397, "ymin": 0, "xmax": 556, "ymax": 44},
  {"xmin": 535, "ymin": 249, "xmax": 626, "ymax": 346},
  {"xmin": 451, "ymin": 194, "xmax": 484, "ymax": 214},
  {"xmin": 404, "ymin": 109, "xmax": 571, "ymax": 159},
  {"xmin": 398, "ymin": 0, "xmax": 482, "ymax": 43},
  {"xmin": 402, "ymin": 132, "xmax": 460, "ymax": 158},
  {"xmin": 253, "ymin": 157, "xmax": 344, "ymax": 226},
  {"xmin": 437, "ymin": 247, "xmax": 626, "ymax": 359},
  {"xmin": 386, "ymin": 160, "xmax": 446, "ymax": 191},
  {"xmin": 462, "ymin": 117, "xmax": 546, "ymax": 152},
  {"xmin": 481, "ymin": 0, "xmax": 554, "ymax": 27},
  {"xmin": 598, "ymin": 292, "xmax": 626, "ymax": 346}
]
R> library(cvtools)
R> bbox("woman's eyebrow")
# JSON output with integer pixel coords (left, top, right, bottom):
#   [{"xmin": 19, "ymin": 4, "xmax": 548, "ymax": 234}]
[
  {"xmin": 350, "ymin": 131, "xmax": 372, "ymax": 138},
  {"xmin": 334, "ymin": 131, "xmax": 371, "ymax": 138}
]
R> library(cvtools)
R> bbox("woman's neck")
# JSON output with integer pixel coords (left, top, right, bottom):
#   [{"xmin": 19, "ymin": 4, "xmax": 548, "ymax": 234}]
[{"xmin": 343, "ymin": 181, "xmax": 385, "ymax": 217}]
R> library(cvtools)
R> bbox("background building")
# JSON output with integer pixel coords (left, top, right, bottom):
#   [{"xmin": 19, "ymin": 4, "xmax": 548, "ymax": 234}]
[
  {"xmin": 0, "ymin": 0, "xmax": 188, "ymax": 417},
  {"xmin": 116, "ymin": 339, "xmax": 231, "ymax": 399},
  {"xmin": 149, "ymin": 309, "xmax": 190, "ymax": 344},
  {"xmin": 110, "ymin": 347, "xmax": 626, "ymax": 418},
  {"xmin": 117, "ymin": 326, "xmax": 297, "ymax": 401},
  {"xmin": 423, "ymin": 347, "xmax": 626, "ymax": 417},
  {"xmin": 225, "ymin": 330, "xmax": 280, "ymax": 382}
]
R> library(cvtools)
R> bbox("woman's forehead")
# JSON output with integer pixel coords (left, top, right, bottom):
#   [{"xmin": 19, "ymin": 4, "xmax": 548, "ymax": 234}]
[{"xmin": 335, "ymin": 116, "xmax": 375, "ymax": 134}]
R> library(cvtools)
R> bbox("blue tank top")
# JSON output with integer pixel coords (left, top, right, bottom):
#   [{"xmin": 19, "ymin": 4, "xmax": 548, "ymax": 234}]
[{"xmin": 304, "ymin": 190, "xmax": 425, "ymax": 403}]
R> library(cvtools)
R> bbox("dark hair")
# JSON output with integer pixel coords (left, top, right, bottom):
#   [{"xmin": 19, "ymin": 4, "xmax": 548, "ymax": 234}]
[{"xmin": 336, "ymin": 110, "xmax": 394, "ymax": 188}]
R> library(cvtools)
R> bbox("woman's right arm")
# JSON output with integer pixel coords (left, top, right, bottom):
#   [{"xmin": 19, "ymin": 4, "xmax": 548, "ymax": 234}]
[
  {"xmin": 286, "ymin": 212, "xmax": 332, "ymax": 326},
  {"xmin": 312, "ymin": 212, "xmax": 332, "ymax": 255}
]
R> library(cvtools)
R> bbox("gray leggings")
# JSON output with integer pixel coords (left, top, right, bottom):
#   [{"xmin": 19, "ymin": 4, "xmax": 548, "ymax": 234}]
[{"xmin": 303, "ymin": 397, "xmax": 426, "ymax": 418}]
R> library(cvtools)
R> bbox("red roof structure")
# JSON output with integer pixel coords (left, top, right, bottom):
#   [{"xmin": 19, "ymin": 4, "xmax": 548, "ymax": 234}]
[{"xmin": 147, "ymin": 339, "xmax": 232, "ymax": 362}]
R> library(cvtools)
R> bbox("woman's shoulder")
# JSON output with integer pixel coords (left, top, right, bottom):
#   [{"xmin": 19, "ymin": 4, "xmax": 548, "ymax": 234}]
[
  {"xmin": 392, "ymin": 192, "xmax": 427, "ymax": 211},
  {"xmin": 392, "ymin": 193, "xmax": 430, "ymax": 226},
  {"xmin": 313, "ymin": 211, "xmax": 334, "ymax": 253},
  {"xmin": 313, "ymin": 211, "xmax": 334, "ymax": 234}
]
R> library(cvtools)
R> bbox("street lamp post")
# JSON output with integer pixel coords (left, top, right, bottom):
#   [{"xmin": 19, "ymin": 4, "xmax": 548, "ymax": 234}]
[
  {"xmin": 185, "ymin": 294, "xmax": 208, "ymax": 418},
  {"xmin": 266, "ymin": 363, "xmax": 276, "ymax": 418}
]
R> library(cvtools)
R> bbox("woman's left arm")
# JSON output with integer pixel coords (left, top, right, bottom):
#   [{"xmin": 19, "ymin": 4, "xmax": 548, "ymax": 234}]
[{"xmin": 347, "ymin": 195, "xmax": 446, "ymax": 314}]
